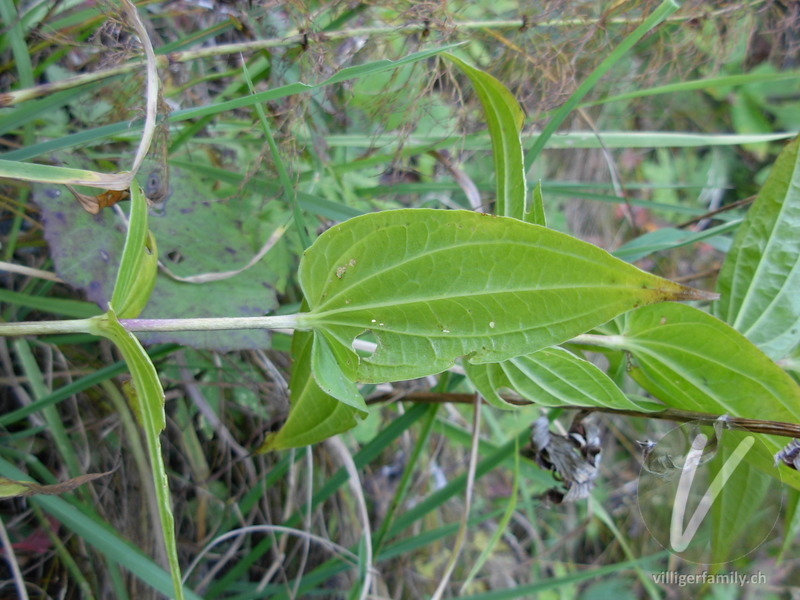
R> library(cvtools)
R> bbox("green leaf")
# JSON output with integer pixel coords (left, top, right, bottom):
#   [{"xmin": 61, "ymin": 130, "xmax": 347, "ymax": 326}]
[
  {"xmin": 0, "ymin": 158, "xmax": 121, "ymax": 187},
  {"xmin": 528, "ymin": 180, "xmax": 546, "ymax": 226},
  {"xmin": 612, "ymin": 220, "xmax": 741, "ymax": 262},
  {"xmin": 109, "ymin": 184, "xmax": 157, "ymax": 319},
  {"xmin": 714, "ymin": 136, "xmax": 800, "ymax": 359},
  {"xmin": 297, "ymin": 209, "xmax": 713, "ymax": 383},
  {"xmin": 0, "ymin": 288, "xmax": 100, "ymax": 318},
  {"xmin": 311, "ymin": 332, "xmax": 368, "ymax": 413},
  {"xmin": 442, "ymin": 54, "xmax": 526, "ymax": 220},
  {"xmin": 323, "ymin": 130, "xmax": 796, "ymax": 151},
  {"xmin": 257, "ymin": 329, "xmax": 360, "ymax": 452},
  {"xmin": 88, "ymin": 310, "xmax": 184, "ymax": 599},
  {"xmin": 617, "ymin": 302, "xmax": 800, "ymax": 422},
  {"xmin": 464, "ymin": 346, "xmax": 649, "ymax": 411}
]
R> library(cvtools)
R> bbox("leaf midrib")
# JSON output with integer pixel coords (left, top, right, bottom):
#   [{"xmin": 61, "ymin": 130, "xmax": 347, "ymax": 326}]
[{"xmin": 310, "ymin": 283, "xmax": 652, "ymax": 323}]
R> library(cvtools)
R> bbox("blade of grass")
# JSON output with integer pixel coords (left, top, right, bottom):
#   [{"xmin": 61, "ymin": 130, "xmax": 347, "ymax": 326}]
[
  {"xmin": 12, "ymin": 339, "xmax": 83, "ymax": 479},
  {"xmin": 259, "ymin": 512, "xmax": 504, "ymax": 600},
  {"xmin": 372, "ymin": 403, "xmax": 440, "ymax": 551},
  {"xmin": 432, "ymin": 395, "xmax": 481, "ymax": 600},
  {"xmin": 242, "ymin": 58, "xmax": 311, "ymax": 248},
  {"xmin": 321, "ymin": 131, "xmax": 795, "ymax": 150},
  {"xmin": 524, "ymin": 0, "xmax": 681, "ymax": 171},
  {"xmin": 459, "ymin": 553, "xmax": 667, "ymax": 600},
  {"xmin": 169, "ymin": 159, "xmax": 363, "ymax": 221},
  {"xmin": 0, "ymin": 0, "xmax": 35, "ymax": 263},
  {"xmin": 0, "ymin": 457, "xmax": 203, "ymax": 600},
  {"xmin": 30, "ymin": 504, "xmax": 96, "ymax": 600},
  {"xmin": 0, "ymin": 84, "xmax": 108, "ymax": 136},
  {"xmin": 0, "ymin": 0, "xmax": 35, "ymax": 94},
  {"xmin": 459, "ymin": 436, "xmax": 520, "ymax": 593},
  {"xmin": 0, "ymin": 289, "xmax": 100, "ymax": 319},
  {"xmin": 582, "ymin": 70, "xmax": 800, "ymax": 108},
  {"xmin": 612, "ymin": 219, "xmax": 742, "ymax": 262},
  {"xmin": 590, "ymin": 497, "xmax": 661, "ymax": 600},
  {"xmin": 2, "ymin": 44, "xmax": 465, "ymax": 162},
  {"xmin": 205, "ymin": 403, "xmax": 430, "ymax": 597},
  {"xmin": 0, "ymin": 344, "xmax": 179, "ymax": 427},
  {"xmin": 387, "ymin": 428, "xmax": 531, "ymax": 539}
]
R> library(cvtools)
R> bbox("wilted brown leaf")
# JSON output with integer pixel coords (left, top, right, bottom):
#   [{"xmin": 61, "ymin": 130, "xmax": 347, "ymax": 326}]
[{"xmin": 0, "ymin": 471, "xmax": 113, "ymax": 499}]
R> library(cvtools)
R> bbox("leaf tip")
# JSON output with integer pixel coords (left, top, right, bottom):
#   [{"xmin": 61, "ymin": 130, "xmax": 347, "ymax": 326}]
[
  {"xmin": 671, "ymin": 286, "xmax": 720, "ymax": 302},
  {"xmin": 254, "ymin": 433, "xmax": 277, "ymax": 454},
  {"xmin": 647, "ymin": 281, "xmax": 719, "ymax": 303}
]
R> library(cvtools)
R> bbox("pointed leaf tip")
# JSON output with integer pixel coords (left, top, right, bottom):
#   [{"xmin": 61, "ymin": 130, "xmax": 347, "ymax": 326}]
[{"xmin": 669, "ymin": 286, "xmax": 719, "ymax": 302}]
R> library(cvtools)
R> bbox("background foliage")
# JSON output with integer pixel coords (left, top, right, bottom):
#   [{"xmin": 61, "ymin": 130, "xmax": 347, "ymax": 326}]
[{"xmin": 1, "ymin": 1, "xmax": 800, "ymax": 598}]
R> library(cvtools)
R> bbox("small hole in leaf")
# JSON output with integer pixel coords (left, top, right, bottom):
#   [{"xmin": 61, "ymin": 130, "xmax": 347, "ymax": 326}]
[{"xmin": 166, "ymin": 250, "xmax": 183, "ymax": 264}]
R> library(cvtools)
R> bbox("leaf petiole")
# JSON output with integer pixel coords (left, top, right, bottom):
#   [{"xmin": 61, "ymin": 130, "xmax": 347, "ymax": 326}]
[{"xmin": 0, "ymin": 313, "xmax": 306, "ymax": 337}]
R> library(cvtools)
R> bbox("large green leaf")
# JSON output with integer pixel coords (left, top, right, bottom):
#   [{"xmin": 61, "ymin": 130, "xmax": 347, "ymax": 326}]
[
  {"xmin": 257, "ymin": 329, "xmax": 360, "ymax": 452},
  {"xmin": 442, "ymin": 54, "xmax": 527, "ymax": 221},
  {"xmin": 464, "ymin": 346, "xmax": 648, "ymax": 411},
  {"xmin": 617, "ymin": 303, "xmax": 800, "ymax": 422},
  {"xmin": 714, "ymin": 136, "xmax": 800, "ymax": 359},
  {"xmin": 296, "ymin": 209, "xmax": 712, "ymax": 383}
]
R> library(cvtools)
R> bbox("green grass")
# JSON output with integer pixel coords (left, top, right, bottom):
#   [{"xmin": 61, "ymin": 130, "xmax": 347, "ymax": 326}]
[{"xmin": 1, "ymin": 1, "xmax": 798, "ymax": 598}]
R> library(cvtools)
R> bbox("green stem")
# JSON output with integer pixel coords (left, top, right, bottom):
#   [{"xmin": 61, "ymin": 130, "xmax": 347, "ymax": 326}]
[
  {"xmin": 570, "ymin": 333, "xmax": 627, "ymax": 350},
  {"xmin": 0, "ymin": 318, "xmax": 96, "ymax": 336},
  {"xmin": 120, "ymin": 314, "xmax": 303, "ymax": 332},
  {"xmin": 0, "ymin": 314, "xmax": 304, "ymax": 337}
]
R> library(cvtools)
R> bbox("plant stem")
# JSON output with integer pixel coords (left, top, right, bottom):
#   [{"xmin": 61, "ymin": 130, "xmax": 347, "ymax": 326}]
[
  {"xmin": 0, "ymin": 319, "xmax": 96, "ymax": 336},
  {"xmin": 119, "ymin": 314, "xmax": 302, "ymax": 332},
  {"xmin": 368, "ymin": 391, "xmax": 800, "ymax": 439},
  {"xmin": 570, "ymin": 333, "xmax": 627, "ymax": 350},
  {"xmin": 0, "ymin": 314, "xmax": 304, "ymax": 337}
]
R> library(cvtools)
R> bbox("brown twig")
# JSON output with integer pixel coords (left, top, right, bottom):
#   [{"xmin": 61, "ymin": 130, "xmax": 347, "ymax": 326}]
[
  {"xmin": 367, "ymin": 391, "xmax": 800, "ymax": 439},
  {"xmin": 676, "ymin": 195, "xmax": 755, "ymax": 229}
]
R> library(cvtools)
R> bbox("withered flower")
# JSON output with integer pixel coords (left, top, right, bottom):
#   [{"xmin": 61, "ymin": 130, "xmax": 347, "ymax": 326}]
[{"xmin": 527, "ymin": 414, "xmax": 602, "ymax": 503}]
